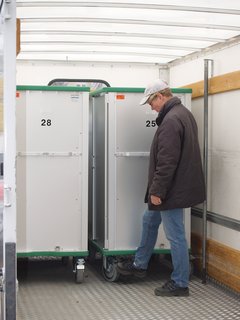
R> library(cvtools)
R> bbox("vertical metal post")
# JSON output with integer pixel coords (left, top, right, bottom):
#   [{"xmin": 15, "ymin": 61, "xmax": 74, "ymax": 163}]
[
  {"xmin": 2, "ymin": 0, "xmax": 17, "ymax": 319},
  {"xmin": 202, "ymin": 59, "xmax": 211, "ymax": 284}
]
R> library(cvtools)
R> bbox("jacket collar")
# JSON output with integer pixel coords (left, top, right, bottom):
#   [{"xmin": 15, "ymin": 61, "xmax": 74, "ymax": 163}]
[{"xmin": 156, "ymin": 96, "xmax": 182, "ymax": 126}]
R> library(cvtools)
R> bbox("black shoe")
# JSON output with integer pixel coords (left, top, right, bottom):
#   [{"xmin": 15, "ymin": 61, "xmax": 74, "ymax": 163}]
[
  {"xmin": 117, "ymin": 261, "xmax": 146, "ymax": 278},
  {"xmin": 154, "ymin": 280, "xmax": 189, "ymax": 297}
]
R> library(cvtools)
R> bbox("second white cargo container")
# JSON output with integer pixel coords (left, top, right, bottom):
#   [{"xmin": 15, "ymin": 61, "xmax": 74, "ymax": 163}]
[{"xmin": 89, "ymin": 87, "xmax": 192, "ymax": 281}]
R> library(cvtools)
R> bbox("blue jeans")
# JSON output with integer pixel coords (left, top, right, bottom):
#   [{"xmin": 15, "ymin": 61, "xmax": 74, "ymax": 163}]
[{"xmin": 134, "ymin": 208, "xmax": 189, "ymax": 288}]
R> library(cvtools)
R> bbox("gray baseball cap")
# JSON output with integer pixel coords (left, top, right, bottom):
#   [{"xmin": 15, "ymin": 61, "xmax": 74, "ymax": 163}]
[{"xmin": 140, "ymin": 79, "xmax": 170, "ymax": 105}]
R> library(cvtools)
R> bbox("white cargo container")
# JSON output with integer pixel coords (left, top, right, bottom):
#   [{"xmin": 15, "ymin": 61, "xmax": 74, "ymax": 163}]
[
  {"xmin": 89, "ymin": 87, "xmax": 192, "ymax": 281},
  {"xmin": 16, "ymin": 85, "xmax": 89, "ymax": 282}
]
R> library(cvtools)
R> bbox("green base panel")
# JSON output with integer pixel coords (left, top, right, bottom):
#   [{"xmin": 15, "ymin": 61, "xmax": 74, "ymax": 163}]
[
  {"xmin": 90, "ymin": 239, "xmax": 172, "ymax": 256},
  {"xmin": 17, "ymin": 251, "xmax": 89, "ymax": 258}
]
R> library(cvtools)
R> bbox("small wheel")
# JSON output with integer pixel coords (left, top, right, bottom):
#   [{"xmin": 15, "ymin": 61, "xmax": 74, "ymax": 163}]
[
  {"xmin": 102, "ymin": 258, "xmax": 120, "ymax": 282},
  {"xmin": 75, "ymin": 268, "xmax": 84, "ymax": 283}
]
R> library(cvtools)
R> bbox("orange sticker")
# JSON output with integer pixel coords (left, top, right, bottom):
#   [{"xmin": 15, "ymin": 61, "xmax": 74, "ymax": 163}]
[
  {"xmin": 116, "ymin": 94, "xmax": 125, "ymax": 100},
  {"xmin": 16, "ymin": 92, "xmax": 20, "ymax": 98}
]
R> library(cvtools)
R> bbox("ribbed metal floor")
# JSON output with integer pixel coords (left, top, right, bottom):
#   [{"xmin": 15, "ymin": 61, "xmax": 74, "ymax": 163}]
[{"xmin": 17, "ymin": 257, "xmax": 240, "ymax": 320}]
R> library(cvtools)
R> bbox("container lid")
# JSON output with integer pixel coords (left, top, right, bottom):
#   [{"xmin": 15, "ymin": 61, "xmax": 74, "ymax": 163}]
[
  {"xmin": 16, "ymin": 85, "xmax": 90, "ymax": 92},
  {"xmin": 91, "ymin": 87, "xmax": 192, "ymax": 97}
]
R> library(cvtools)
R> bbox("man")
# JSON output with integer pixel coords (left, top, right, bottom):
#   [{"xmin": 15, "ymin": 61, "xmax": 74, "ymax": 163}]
[{"xmin": 117, "ymin": 79, "xmax": 205, "ymax": 297}]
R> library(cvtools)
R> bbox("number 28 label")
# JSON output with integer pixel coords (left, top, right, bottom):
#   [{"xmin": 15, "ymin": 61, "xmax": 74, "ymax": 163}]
[{"xmin": 41, "ymin": 119, "xmax": 52, "ymax": 126}]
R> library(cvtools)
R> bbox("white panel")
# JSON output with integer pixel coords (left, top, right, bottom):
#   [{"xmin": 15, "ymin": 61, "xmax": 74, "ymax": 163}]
[
  {"xmin": 115, "ymin": 157, "xmax": 190, "ymax": 250},
  {"xmin": 115, "ymin": 93, "xmax": 158, "ymax": 152},
  {"xmin": 23, "ymin": 90, "xmax": 83, "ymax": 152},
  {"xmin": 16, "ymin": 60, "xmax": 161, "ymax": 87},
  {"xmin": 17, "ymin": 156, "xmax": 83, "ymax": 252},
  {"xmin": 16, "ymin": 89, "xmax": 88, "ymax": 253},
  {"xmin": 103, "ymin": 91, "xmax": 191, "ymax": 251},
  {"xmin": 170, "ymin": 43, "xmax": 240, "ymax": 85},
  {"xmin": 115, "ymin": 157, "xmax": 149, "ymax": 250}
]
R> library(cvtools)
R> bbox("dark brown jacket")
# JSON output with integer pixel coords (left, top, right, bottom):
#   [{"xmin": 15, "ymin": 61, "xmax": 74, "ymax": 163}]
[{"xmin": 145, "ymin": 96, "xmax": 205, "ymax": 210}]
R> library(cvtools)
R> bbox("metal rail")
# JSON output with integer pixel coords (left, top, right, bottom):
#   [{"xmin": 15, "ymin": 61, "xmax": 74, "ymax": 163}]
[
  {"xmin": 16, "ymin": 2, "xmax": 240, "ymax": 16},
  {"xmin": 192, "ymin": 208, "xmax": 240, "ymax": 232},
  {"xmin": 202, "ymin": 59, "xmax": 210, "ymax": 284},
  {"xmin": 19, "ymin": 18, "xmax": 240, "ymax": 32}
]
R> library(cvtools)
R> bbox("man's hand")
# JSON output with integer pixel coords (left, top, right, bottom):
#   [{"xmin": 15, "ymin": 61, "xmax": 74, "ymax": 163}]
[{"xmin": 150, "ymin": 195, "xmax": 162, "ymax": 206}]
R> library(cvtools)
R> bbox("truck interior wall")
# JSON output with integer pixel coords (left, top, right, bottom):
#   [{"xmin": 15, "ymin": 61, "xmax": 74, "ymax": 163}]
[
  {"xmin": 15, "ymin": 55, "xmax": 240, "ymax": 252},
  {"xmin": 169, "ymin": 43, "xmax": 240, "ymax": 86},
  {"xmin": 169, "ymin": 43, "xmax": 240, "ymax": 292},
  {"xmin": 16, "ymin": 61, "xmax": 162, "ymax": 87},
  {"xmin": 14, "ymin": 50, "xmax": 240, "ymax": 292}
]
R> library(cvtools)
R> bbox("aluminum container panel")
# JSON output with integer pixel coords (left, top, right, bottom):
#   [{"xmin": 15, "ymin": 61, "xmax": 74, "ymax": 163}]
[
  {"xmin": 92, "ymin": 90, "xmax": 191, "ymax": 252},
  {"xmin": 91, "ymin": 96, "xmax": 106, "ymax": 247},
  {"xmin": 115, "ymin": 93, "xmax": 157, "ymax": 152},
  {"xmin": 16, "ymin": 156, "xmax": 85, "ymax": 252},
  {"xmin": 111, "ymin": 157, "xmax": 190, "ymax": 250},
  {"xmin": 16, "ymin": 89, "xmax": 89, "ymax": 254},
  {"xmin": 17, "ymin": 90, "xmax": 83, "ymax": 153}
]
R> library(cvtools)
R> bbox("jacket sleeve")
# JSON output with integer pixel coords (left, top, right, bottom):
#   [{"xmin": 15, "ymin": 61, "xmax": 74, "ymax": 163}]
[{"xmin": 149, "ymin": 118, "xmax": 183, "ymax": 200}]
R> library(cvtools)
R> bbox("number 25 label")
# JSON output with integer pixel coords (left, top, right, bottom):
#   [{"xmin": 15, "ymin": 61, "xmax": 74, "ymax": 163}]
[{"xmin": 146, "ymin": 120, "xmax": 156, "ymax": 127}]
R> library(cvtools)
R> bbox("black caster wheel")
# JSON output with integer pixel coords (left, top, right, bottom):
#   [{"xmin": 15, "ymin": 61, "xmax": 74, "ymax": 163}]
[
  {"xmin": 75, "ymin": 268, "xmax": 84, "ymax": 283},
  {"xmin": 102, "ymin": 257, "xmax": 120, "ymax": 282}
]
